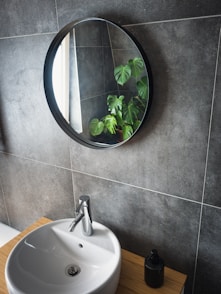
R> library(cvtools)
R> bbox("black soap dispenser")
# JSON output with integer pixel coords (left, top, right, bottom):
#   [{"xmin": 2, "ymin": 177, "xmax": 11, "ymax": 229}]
[{"xmin": 144, "ymin": 249, "xmax": 164, "ymax": 288}]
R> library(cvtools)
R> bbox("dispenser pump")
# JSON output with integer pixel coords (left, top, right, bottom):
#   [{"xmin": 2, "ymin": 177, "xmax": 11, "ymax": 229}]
[{"xmin": 144, "ymin": 249, "xmax": 164, "ymax": 288}]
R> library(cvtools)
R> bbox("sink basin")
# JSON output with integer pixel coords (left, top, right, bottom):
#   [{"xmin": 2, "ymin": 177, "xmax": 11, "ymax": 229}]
[{"xmin": 5, "ymin": 219, "xmax": 121, "ymax": 294}]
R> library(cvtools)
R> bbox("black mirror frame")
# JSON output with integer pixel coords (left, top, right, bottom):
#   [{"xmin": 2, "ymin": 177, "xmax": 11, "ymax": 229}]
[{"xmin": 44, "ymin": 17, "xmax": 153, "ymax": 149}]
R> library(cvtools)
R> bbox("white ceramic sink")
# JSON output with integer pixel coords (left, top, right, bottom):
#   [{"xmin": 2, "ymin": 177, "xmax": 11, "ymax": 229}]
[{"xmin": 5, "ymin": 219, "xmax": 121, "ymax": 294}]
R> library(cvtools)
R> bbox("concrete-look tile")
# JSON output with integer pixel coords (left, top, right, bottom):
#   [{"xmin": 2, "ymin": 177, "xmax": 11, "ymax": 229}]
[
  {"xmin": 70, "ymin": 18, "xmax": 220, "ymax": 202},
  {"xmin": 0, "ymin": 153, "xmax": 75, "ymax": 231},
  {"xmin": 0, "ymin": 0, "xmax": 57, "ymax": 38},
  {"xmin": 56, "ymin": 0, "xmax": 221, "ymax": 28},
  {"xmin": 77, "ymin": 47, "xmax": 106, "ymax": 99},
  {"xmin": 194, "ymin": 206, "xmax": 221, "ymax": 294},
  {"xmin": 72, "ymin": 171, "xmax": 201, "ymax": 294},
  {"xmin": 204, "ymin": 47, "xmax": 221, "ymax": 207},
  {"xmin": 0, "ymin": 35, "xmax": 71, "ymax": 168}
]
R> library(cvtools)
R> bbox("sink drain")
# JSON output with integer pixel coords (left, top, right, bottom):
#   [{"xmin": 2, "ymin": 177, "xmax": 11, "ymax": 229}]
[{"xmin": 65, "ymin": 264, "xmax": 81, "ymax": 277}]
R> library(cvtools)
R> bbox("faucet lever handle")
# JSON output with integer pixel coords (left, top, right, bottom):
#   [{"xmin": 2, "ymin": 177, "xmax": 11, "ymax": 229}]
[
  {"xmin": 79, "ymin": 195, "xmax": 90, "ymax": 204},
  {"xmin": 75, "ymin": 200, "xmax": 84, "ymax": 214},
  {"xmin": 69, "ymin": 195, "xmax": 93, "ymax": 235}
]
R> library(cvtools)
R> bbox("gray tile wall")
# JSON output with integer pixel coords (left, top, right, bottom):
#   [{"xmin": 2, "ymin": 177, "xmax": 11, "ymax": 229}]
[{"xmin": 0, "ymin": 1, "xmax": 220, "ymax": 293}]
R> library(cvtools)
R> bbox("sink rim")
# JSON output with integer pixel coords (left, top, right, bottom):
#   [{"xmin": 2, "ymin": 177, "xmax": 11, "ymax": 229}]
[{"xmin": 5, "ymin": 218, "xmax": 121, "ymax": 294}]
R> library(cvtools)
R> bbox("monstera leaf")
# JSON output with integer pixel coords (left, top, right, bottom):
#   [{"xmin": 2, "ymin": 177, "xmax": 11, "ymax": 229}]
[
  {"xmin": 89, "ymin": 118, "xmax": 104, "ymax": 136},
  {"xmin": 122, "ymin": 125, "xmax": 134, "ymax": 140},
  {"xmin": 107, "ymin": 95, "xmax": 124, "ymax": 115},
  {"xmin": 114, "ymin": 64, "xmax": 131, "ymax": 86},
  {"xmin": 103, "ymin": 115, "xmax": 118, "ymax": 134},
  {"xmin": 137, "ymin": 76, "xmax": 148, "ymax": 100},
  {"xmin": 128, "ymin": 57, "xmax": 145, "ymax": 79},
  {"xmin": 133, "ymin": 119, "xmax": 141, "ymax": 131},
  {"xmin": 124, "ymin": 100, "xmax": 140, "ymax": 125}
]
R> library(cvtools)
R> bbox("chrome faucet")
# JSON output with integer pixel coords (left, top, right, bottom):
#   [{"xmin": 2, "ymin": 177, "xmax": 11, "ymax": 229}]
[{"xmin": 69, "ymin": 195, "xmax": 93, "ymax": 236}]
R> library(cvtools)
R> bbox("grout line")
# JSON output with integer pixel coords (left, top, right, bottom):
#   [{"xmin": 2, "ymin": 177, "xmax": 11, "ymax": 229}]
[
  {"xmin": 71, "ymin": 168, "xmax": 202, "ymax": 205},
  {"xmin": 0, "ymin": 14, "xmax": 220, "ymax": 41},
  {"xmin": 191, "ymin": 27, "xmax": 221, "ymax": 294},
  {"xmin": 0, "ymin": 31, "xmax": 57, "ymax": 40},
  {"xmin": 0, "ymin": 181, "xmax": 10, "ymax": 224},
  {"xmin": 2, "ymin": 149, "xmax": 221, "ymax": 211},
  {"xmin": 69, "ymin": 139, "xmax": 78, "ymax": 210},
  {"xmin": 123, "ymin": 14, "xmax": 221, "ymax": 27},
  {"xmin": 0, "ymin": 150, "xmax": 207, "ymax": 207},
  {"xmin": 192, "ymin": 206, "xmax": 203, "ymax": 294},
  {"xmin": 0, "ymin": 150, "xmax": 73, "ymax": 172},
  {"xmin": 54, "ymin": 0, "xmax": 60, "ymax": 31},
  {"xmin": 203, "ymin": 202, "xmax": 221, "ymax": 210},
  {"xmin": 1, "ymin": 150, "xmax": 202, "ymax": 205},
  {"xmin": 3, "ymin": 148, "xmax": 221, "ymax": 212},
  {"xmin": 201, "ymin": 27, "xmax": 221, "ymax": 205}
]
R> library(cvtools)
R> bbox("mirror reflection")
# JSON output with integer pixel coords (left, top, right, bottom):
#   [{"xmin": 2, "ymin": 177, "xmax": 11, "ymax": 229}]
[{"xmin": 45, "ymin": 18, "xmax": 152, "ymax": 148}]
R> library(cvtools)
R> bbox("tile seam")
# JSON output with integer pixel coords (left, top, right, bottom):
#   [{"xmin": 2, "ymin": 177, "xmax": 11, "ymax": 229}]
[
  {"xmin": 0, "ymin": 31, "xmax": 57, "ymax": 40},
  {"xmin": 203, "ymin": 202, "xmax": 221, "ymax": 210},
  {"xmin": 0, "ymin": 150, "xmax": 202, "ymax": 205},
  {"xmin": 0, "ymin": 181, "xmax": 10, "ymax": 224},
  {"xmin": 69, "ymin": 140, "xmax": 78, "ymax": 210},
  {"xmin": 0, "ymin": 15, "xmax": 220, "ymax": 40},
  {"xmin": 201, "ymin": 27, "xmax": 221, "ymax": 204},
  {"xmin": 71, "ymin": 169, "xmax": 202, "ymax": 205},
  {"xmin": 0, "ymin": 151, "xmax": 73, "ymax": 172},
  {"xmin": 123, "ymin": 14, "xmax": 221, "ymax": 27},
  {"xmin": 54, "ymin": 0, "xmax": 59, "ymax": 31},
  {"xmin": 191, "ymin": 26, "xmax": 221, "ymax": 294}
]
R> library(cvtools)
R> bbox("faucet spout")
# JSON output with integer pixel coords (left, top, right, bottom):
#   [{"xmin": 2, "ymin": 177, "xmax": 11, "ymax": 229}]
[
  {"xmin": 69, "ymin": 195, "xmax": 93, "ymax": 236},
  {"xmin": 68, "ymin": 211, "xmax": 84, "ymax": 232}
]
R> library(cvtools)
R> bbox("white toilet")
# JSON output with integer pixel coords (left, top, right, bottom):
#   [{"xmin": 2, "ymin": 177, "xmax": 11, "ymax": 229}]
[{"xmin": 0, "ymin": 222, "xmax": 20, "ymax": 247}]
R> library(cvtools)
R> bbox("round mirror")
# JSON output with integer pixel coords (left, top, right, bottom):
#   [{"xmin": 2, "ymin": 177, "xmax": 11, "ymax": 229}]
[{"xmin": 44, "ymin": 17, "xmax": 153, "ymax": 149}]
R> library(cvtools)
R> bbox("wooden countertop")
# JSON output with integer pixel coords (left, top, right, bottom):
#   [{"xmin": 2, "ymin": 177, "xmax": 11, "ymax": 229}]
[{"xmin": 0, "ymin": 217, "xmax": 187, "ymax": 294}]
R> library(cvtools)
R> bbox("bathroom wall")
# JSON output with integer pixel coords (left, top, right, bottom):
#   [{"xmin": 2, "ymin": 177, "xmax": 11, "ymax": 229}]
[{"xmin": 0, "ymin": 1, "xmax": 221, "ymax": 293}]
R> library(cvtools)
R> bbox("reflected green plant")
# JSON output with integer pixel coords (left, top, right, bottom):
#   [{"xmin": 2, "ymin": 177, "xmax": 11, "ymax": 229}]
[{"xmin": 89, "ymin": 57, "xmax": 149, "ymax": 141}]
